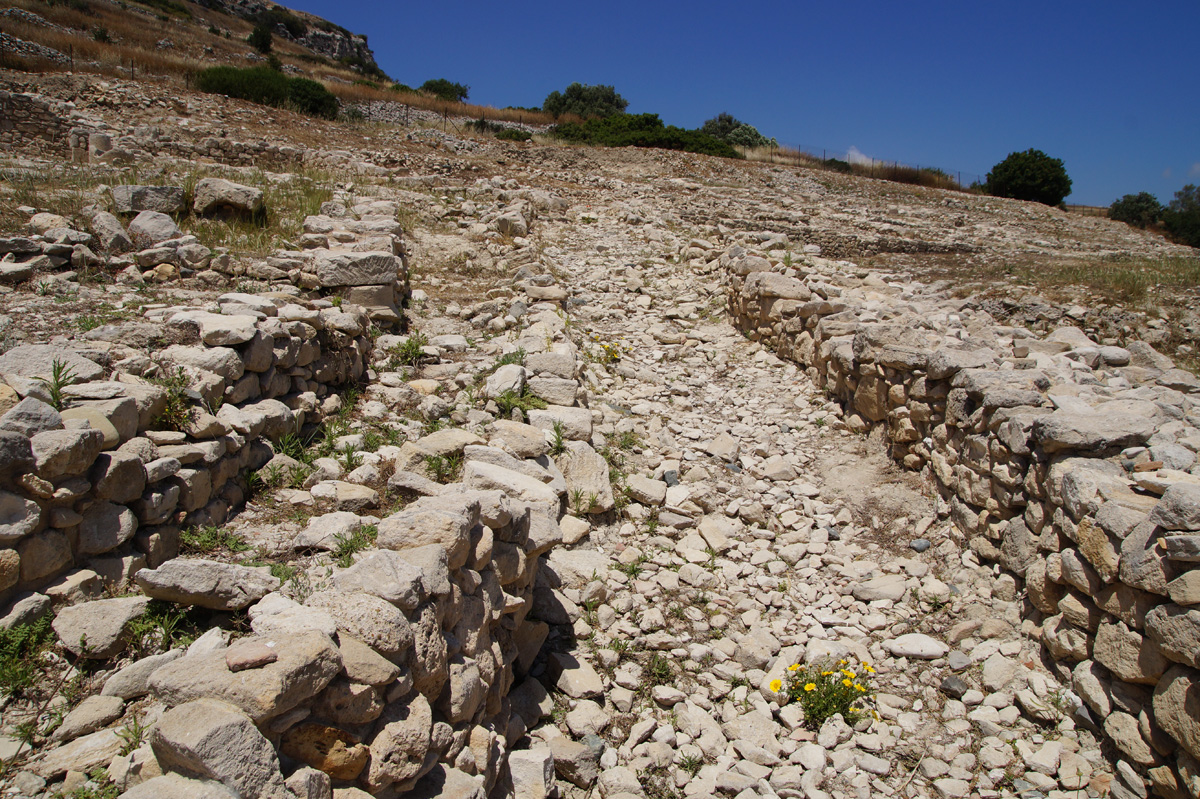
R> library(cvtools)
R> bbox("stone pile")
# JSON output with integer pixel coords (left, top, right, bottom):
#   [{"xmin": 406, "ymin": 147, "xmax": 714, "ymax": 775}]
[{"xmin": 726, "ymin": 243, "xmax": 1200, "ymax": 797}]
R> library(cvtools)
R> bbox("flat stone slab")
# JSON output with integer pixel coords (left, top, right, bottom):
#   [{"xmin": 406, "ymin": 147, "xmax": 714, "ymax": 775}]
[
  {"xmin": 148, "ymin": 630, "xmax": 341, "ymax": 723},
  {"xmin": 135, "ymin": 559, "xmax": 279, "ymax": 611}
]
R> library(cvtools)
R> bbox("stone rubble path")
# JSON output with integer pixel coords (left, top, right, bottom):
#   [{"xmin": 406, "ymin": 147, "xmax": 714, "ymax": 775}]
[{"xmin": 500, "ymin": 197, "xmax": 1118, "ymax": 799}]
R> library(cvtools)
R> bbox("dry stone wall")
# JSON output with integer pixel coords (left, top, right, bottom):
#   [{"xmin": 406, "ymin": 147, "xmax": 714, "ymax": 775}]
[
  {"xmin": 0, "ymin": 89, "xmax": 77, "ymax": 156},
  {"xmin": 0, "ymin": 191, "xmax": 408, "ymax": 604},
  {"xmin": 724, "ymin": 245, "xmax": 1200, "ymax": 796}
]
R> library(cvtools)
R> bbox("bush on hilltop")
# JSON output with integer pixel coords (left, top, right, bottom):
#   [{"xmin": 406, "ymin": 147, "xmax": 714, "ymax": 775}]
[
  {"xmin": 985, "ymin": 148, "xmax": 1072, "ymax": 206},
  {"xmin": 552, "ymin": 113, "xmax": 740, "ymax": 159},
  {"xmin": 419, "ymin": 79, "xmax": 469, "ymax": 102},
  {"xmin": 701, "ymin": 112, "xmax": 776, "ymax": 149},
  {"xmin": 195, "ymin": 66, "xmax": 339, "ymax": 119},
  {"xmin": 543, "ymin": 83, "xmax": 628, "ymax": 119},
  {"xmin": 1109, "ymin": 192, "xmax": 1163, "ymax": 229},
  {"xmin": 1163, "ymin": 184, "xmax": 1200, "ymax": 248}
]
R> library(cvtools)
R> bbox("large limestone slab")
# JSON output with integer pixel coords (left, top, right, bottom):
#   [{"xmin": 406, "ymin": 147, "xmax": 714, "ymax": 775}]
[
  {"xmin": 1033, "ymin": 411, "xmax": 1154, "ymax": 454},
  {"xmin": 193, "ymin": 178, "xmax": 265, "ymax": 217},
  {"xmin": 306, "ymin": 591, "xmax": 412, "ymax": 661},
  {"xmin": 152, "ymin": 699, "xmax": 288, "ymax": 799},
  {"xmin": 135, "ymin": 559, "xmax": 280, "ymax": 610},
  {"xmin": 148, "ymin": 630, "xmax": 341, "ymax": 723},
  {"xmin": 0, "ymin": 345, "xmax": 106, "ymax": 382},
  {"xmin": 1153, "ymin": 665, "xmax": 1200, "ymax": 760},
  {"xmin": 556, "ymin": 441, "xmax": 614, "ymax": 513},
  {"xmin": 376, "ymin": 493, "xmax": 480, "ymax": 569},
  {"xmin": 312, "ymin": 250, "xmax": 401, "ymax": 287},
  {"xmin": 52, "ymin": 596, "xmax": 148, "ymax": 659},
  {"xmin": 111, "ymin": 185, "xmax": 185, "ymax": 215}
]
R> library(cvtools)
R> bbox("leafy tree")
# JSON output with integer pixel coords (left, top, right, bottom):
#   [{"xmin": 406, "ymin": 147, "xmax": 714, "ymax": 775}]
[
  {"xmin": 1108, "ymin": 192, "xmax": 1163, "ymax": 229},
  {"xmin": 419, "ymin": 78, "xmax": 469, "ymax": 102},
  {"xmin": 1162, "ymin": 184, "xmax": 1200, "ymax": 248},
  {"xmin": 247, "ymin": 24, "xmax": 272, "ymax": 54},
  {"xmin": 701, "ymin": 112, "xmax": 742, "ymax": 140},
  {"xmin": 701, "ymin": 112, "xmax": 776, "ymax": 149},
  {"xmin": 985, "ymin": 148, "xmax": 1072, "ymax": 206},
  {"xmin": 542, "ymin": 83, "xmax": 628, "ymax": 119}
]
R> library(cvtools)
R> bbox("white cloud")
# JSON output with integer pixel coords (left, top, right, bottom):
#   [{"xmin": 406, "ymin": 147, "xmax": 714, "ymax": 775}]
[
  {"xmin": 1190, "ymin": 162, "xmax": 1200, "ymax": 178},
  {"xmin": 846, "ymin": 146, "xmax": 873, "ymax": 166},
  {"xmin": 1163, "ymin": 168, "xmax": 1173, "ymax": 179}
]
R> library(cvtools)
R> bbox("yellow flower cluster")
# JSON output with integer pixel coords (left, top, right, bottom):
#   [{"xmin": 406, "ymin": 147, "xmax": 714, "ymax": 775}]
[
  {"xmin": 588, "ymin": 332, "xmax": 633, "ymax": 363},
  {"xmin": 779, "ymin": 657, "xmax": 878, "ymax": 730}
]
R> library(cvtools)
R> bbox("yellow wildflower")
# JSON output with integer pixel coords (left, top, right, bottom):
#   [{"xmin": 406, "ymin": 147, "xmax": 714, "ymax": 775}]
[
  {"xmin": 804, "ymin": 683, "xmax": 816, "ymax": 692},
  {"xmin": 842, "ymin": 678, "xmax": 853, "ymax": 687},
  {"xmin": 820, "ymin": 671, "xmax": 833, "ymax": 676},
  {"xmin": 787, "ymin": 664, "xmax": 800, "ymax": 672},
  {"xmin": 769, "ymin": 679, "xmax": 783, "ymax": 693},
  {"xmin": 865, "ymin": 665, "xmax": 876, "ymax": 674},
  {"xmin": 841, "ymin": 669, "xmax": 856, "ymax": 678},
  {"xmin": 855, "ymin": 684, "xmax": 866, "ymax": 692}
]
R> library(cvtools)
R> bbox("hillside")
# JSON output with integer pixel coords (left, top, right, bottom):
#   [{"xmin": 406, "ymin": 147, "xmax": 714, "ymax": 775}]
[{"xmin": 2, "ymin": 10, "xmax": 1200, "ymax": 799}]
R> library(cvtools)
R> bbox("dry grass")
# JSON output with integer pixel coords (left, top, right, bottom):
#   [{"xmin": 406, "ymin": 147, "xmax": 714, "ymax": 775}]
[
  {"xmin": 0, "ymin": 159, "xmax": 340, "ymax": 257},
  {"xmin": 969, "ymin": 255, "xmax": 1200, "ymax": 305},
  {"xmin": 739, "ymin": 144, "xmax": 965, "ymax": 192},
  {"xmin": 328, "ymin": 81, "xmax": 565, "ymax": 126}
]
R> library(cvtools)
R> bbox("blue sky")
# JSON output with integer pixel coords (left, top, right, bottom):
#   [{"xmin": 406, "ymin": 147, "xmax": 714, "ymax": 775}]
[{"xmin": 288, "ymin": 0, "xmax": 1199, "ymax": 207}]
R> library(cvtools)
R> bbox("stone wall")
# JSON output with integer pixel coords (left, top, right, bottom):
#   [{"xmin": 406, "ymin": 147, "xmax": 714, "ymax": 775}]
[
  {"xmin": 0, "ymin": 299, "xmax": 374, "ymax": 601},
  {"xmin": 0, "ymin": 193, "xmax": 409, "ymax": 603},
  {"xmin": 0, "ymin": 89, "xmax": 76, "ymax": 156},
  {"xmin": 724, "ymin": 245, "xmax": 1200, "ymax": 798}
]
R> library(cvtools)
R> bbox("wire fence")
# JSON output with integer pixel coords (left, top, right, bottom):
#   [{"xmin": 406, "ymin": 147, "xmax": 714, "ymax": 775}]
[{"xmin": 765, "ymin": 140, "xmax": 988, "ymax": 189}]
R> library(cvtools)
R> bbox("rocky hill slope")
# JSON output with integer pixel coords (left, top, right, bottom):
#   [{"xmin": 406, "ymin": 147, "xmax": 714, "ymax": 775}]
[{"xmin": 1, "ymin": 63, "xmax": 1199, "ymax": 799}]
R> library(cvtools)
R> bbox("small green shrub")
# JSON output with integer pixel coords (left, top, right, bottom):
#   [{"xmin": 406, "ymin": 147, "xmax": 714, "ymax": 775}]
[
  {"xmin": 386, "ymin": 331, "xmax": 428, "ymax": 369},
  {"xmin": 35, "ymin": 358, "xmax": 77, "ymax": 411},
  {"xmin": 254, "ymin": 6, "xmax": 306, "ymax": 37},
  {"xmin": 194, "ymin": 66, "xmax": 339, "ymax": 120},
  {"xmin": 552, "ymin": 113, "xmax": 740, "ymax": 160},
  {"xmin": 466, "ymin": 118, "xmax": 532, "ymax": 142},
  {"xmin": 332, "ymin": 524, "xmax": 377, "ymax": 568},
  {"xmin": 492, "ymin": 347, "xmax": 526, "ymax": 369},
  {"xmin": 92, "ymin": 27, "xmax": 110, "ymax": 42},
  {"xmin": 180, "ymin": 524, "xmax": 250, "ymax": 555},
  {"xmin": 0, "ymin": 616, "xmax": 53, "ymax": 697},
  {"xmin": 645, "ymin": 652, "xmax": 673, "ymax": 686},
  {"xmin": 1109, "ymin": 192, "xmax": 1163, "ymax": 229},
  {"xmin": 549, "ymin": 421, "xmax": 566, "ymax": 456},
  {"xmin": 496, "ymin": 128, "xmax": 532, "ymax": 142},
  {"xmin": 493, "ymin": 388, "xmax": 546, "ymax": 416},
  {"xmin": 701, "ymin": 112, "xmax": 776, "ymax": 148},
  {"xmin": 150, "ymin": 368, "xmax": 196, "ymax": 432},
  {"xmin": 424, "ymin": 452, "xmax": 463, "ymax": 484},
  {"xmin": 985, "ymin": 148, "xmax": 1072, "ymax": 206},
  {"xmin": 823, "ymin": 158, "xmax": 852, "ymax": 173},
  {"xmin": 247, "ymin": 24, "xmax": 272, "ymax": 54}
]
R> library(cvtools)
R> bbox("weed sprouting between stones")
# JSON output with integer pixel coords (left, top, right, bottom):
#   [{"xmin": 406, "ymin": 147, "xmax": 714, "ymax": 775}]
[{"xmin": 332, "ymin": 524, "xmax": 378, "ymax": 568}]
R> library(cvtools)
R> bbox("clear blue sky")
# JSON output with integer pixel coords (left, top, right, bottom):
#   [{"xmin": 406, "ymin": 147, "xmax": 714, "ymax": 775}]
[{"xmin": 288, "ymin": 0, "xmax": 1199, "ymax": 207}]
